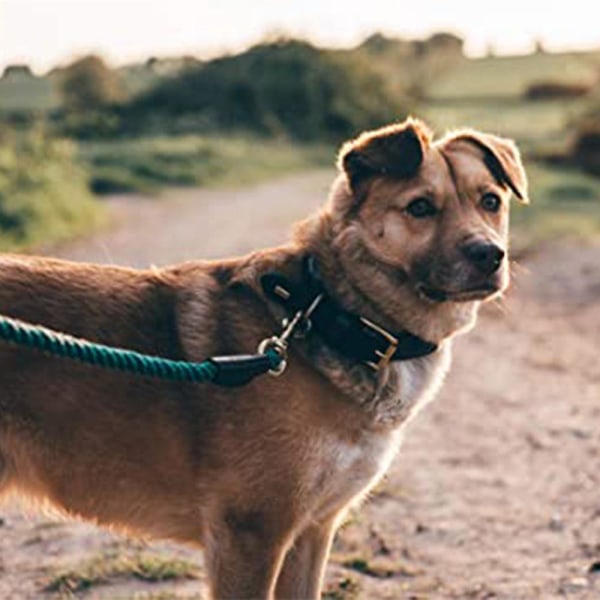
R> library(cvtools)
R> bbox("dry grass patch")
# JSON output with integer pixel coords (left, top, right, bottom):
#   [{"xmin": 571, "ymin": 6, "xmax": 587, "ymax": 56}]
[{"xmin": 44, "ymin": 550, "xmax": 200, "ymax": 595}]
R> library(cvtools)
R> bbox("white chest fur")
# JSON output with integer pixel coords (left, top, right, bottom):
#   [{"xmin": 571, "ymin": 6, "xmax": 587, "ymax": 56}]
[{"xmin": 309, "ymin": 344, "xmax": 452, "ymax": 519}]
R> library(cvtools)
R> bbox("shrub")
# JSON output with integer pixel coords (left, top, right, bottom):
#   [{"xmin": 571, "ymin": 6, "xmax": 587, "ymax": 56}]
[
  {"xmin": 59, "ymin": 55, "xmax": 123, "ymax": 113},
  {"xmin": 571, "ymin": 123, "xmax": 600, "ymax": 176},
  {"xmin": 127, "ymin": 39, "xmax": 408, "ymax": 140},
  {"xmin": 524, "ymin": 81, "xmax": 592, "ymax": 100},
  {"xmin": 0, "ymin": 128, "xmax": 102, "ymax": 249}
]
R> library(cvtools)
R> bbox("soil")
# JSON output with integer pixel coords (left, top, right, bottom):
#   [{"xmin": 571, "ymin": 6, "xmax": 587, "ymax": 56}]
[{"xmin": 1, "ymin": 171, "xmax": 599, "ymax": 599}]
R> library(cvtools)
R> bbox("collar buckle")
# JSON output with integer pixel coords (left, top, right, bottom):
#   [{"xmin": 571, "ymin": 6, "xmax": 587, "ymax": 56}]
[{"xmin": 360, "ymin": 317, "xmax": 399, "ymax": 371}]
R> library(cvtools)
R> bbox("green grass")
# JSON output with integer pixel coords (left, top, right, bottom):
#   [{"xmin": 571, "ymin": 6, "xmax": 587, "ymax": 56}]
[
  {"xmin": 422, "ymin": 98, "xmax": 587, "ymax": 153},
  {"xmin": 428, "ymin": 51, "xmax": 600, "ymax": 101},
  {"xmin": 44, "ymin": 550, "xmax": 201, "ymax": 594},
  {"xmin": 421, "ymin": 49, "xmax": 599, "ymax": 156},
  {"xmin": 80, "ymin": 135, "xmax": 332, "ymax": 195},
  {"xmin": 511, "ymin": 162, "xmax": 600, "ymax": 248},
  {"xmin": 0, "ymin": 129, "xmax": 104, "ymax": 250}
]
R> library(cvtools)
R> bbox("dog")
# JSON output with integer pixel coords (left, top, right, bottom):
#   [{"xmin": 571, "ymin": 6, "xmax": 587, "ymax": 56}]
[{"xmin": 0, "ymin": 118, "xmax": 527, "ymax": 599}]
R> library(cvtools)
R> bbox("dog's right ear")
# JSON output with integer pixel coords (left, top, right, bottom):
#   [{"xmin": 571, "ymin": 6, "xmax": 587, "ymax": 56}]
[{"xmin": 338, "ymin": 118, "xmax": 432, "ymax": 194}]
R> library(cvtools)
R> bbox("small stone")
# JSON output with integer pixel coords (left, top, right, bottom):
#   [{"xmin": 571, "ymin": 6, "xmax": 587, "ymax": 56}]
[
  {"xmin": 549, "ymin": 514, "xmax": 563, "ymax": 531},
  {"xmin": 559, "ymin": 577, "xmax": 588, "ymax": 594},
  {"xmin": 588, "ymin": 561, "xmax": 600, "ymax": 574},
  {"xmin": 415, "ymin": 523, "xmax": 428, "ymax": 534}
]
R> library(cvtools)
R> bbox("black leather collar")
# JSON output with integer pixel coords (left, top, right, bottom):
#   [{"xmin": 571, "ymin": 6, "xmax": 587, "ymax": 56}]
[{"xmin": 260, "ymin": 257, "xmax": 438, "ymax": 371}]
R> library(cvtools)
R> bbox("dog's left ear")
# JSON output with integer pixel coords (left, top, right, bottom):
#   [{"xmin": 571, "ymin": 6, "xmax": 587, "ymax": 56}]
[
  {"xmin": 450, "ymin": 131, "xmax": 529, "ymax": 204},
  {"xmin": 338, "ymin": 118, "xmax": 433, "ymax": 194}
]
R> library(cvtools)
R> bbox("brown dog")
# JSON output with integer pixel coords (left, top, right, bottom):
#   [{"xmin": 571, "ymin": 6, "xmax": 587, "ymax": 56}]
[{"xmin": 0, "ymin": 118, "xmax": 527, "ymax": 599}]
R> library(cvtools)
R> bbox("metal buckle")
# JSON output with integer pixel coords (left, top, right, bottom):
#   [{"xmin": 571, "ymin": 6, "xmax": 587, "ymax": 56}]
[{"xmin": 360, "ymin": 317, "xmax": 398, "ymax": 371}]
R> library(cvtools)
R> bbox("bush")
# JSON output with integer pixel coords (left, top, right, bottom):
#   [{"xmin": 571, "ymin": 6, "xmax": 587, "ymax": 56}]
[
  {"xmin": 0, "ymin": 128, "xmax": 102, "ymax": 249},
  {"xmin": 571, "ymin": 123, "xmax": 600, "ymax": 176},
  {"xmin": 59, "ymin": 55, "xmax": 123, "ymax": 113},
  {"xmin": 127, "ymin": 39, "xmax": 408, "ymax": 140},
  {"xmin": 524, "ymin": 81, "xmax": 592, "ymax": 100}
]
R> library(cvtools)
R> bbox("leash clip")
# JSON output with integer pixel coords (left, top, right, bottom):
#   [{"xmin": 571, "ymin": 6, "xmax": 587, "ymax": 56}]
[{"xmin": 258, "ymin": 293, "xmax": 323, "ymax": 377}]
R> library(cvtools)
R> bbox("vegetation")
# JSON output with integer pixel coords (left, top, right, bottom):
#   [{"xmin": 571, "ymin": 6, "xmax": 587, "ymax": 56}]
[
  {"xmin": 571, "ymin": 123, "xmax": 600, "ymax": 176},
  {"xmin": 425, "ymin": 50, "xmax": 600, "ymax": 100},
  {"xmin": 511, "ymin": 163, "xmax": 600, "ymax": 248},
  {"xmin": 0, "ymin": 128, "xmax": 103, "ymax": 250},
  {"xmin": 524, "ymin": 81, "xmax": 592, "ymax": 100},
  {"xmin": 80, "ymin": 134, "xmax": 331, "ymax": 195},
  {"xmin": 44, "ymin": 550, "xmax": 200, "ymax": 594},
  {"xmin": 59, "ymin": 55, "xmax": 124, "ymax": 113},
  {"xmin": 0, "ymin": 34, "xmax": 598, "ymax": 251},
  {"xmin": 127, "ymin": 39, "xmax": 407, "ymax": 140}
]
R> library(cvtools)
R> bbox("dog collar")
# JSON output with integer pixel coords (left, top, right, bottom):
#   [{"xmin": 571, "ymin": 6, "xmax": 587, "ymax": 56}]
[{"xmin": 260, "ymin": 257, "xmax": 438, "ymax": 371}]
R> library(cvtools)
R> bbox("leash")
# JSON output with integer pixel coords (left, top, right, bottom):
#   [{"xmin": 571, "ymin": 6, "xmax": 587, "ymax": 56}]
[
  {"xmin": 0, "ymin": 257, "xmax": 436, "ymax": 386},
  {"xmin": 0, "ymin": 313, "xmax": 293, "ymax": 387}
]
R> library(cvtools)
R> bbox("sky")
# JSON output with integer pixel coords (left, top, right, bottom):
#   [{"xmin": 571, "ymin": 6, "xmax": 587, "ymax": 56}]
[{"xmin": 1, "ymin": 0, "xmax": 599, "ymax": 73}]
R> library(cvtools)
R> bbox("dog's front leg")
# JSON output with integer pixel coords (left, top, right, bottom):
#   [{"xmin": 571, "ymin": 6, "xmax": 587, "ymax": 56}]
[
  {"xmin": 274, "ymin": 515, "xmax": 339, "ymax": 600},
  {"xmin": 204, "ymin": 511, "xmax": 291, "ymax": 600}
]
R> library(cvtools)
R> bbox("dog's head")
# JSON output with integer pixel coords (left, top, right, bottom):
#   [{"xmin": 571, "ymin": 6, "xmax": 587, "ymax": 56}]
[{"xmin": 321, "ymin": 118, "xmax": 528, "ymax": 338}]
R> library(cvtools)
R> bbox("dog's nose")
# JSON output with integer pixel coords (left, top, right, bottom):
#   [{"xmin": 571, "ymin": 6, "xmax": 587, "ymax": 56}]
[{"xmin": 461, "ymin": 241, "xmax": 505, "ymax": 275}]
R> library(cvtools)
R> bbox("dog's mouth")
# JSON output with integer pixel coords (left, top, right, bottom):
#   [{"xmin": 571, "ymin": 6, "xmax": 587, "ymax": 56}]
[{"xmin": 416, "ymin": 283, "xmax": 500, "ymax": 303}]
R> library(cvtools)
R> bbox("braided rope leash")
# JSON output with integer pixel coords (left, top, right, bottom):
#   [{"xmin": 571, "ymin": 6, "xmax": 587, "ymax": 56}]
[{"xmin": 0, "ymin": 314, "xmax": 284, "ymax": 386}]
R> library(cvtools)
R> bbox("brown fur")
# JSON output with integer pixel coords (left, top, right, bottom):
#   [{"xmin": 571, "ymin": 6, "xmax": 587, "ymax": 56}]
[{"xmin": 0, "ymin": 119, "xmax": 527, "ymax": 599}]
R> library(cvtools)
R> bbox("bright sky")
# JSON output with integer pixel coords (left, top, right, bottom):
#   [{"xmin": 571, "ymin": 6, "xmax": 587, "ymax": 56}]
[{"xmin": 1, "ymin": 0, "xmax": 598, "ymax": 73}]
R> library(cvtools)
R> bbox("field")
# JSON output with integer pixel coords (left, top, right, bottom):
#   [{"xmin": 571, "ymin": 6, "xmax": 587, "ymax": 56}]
[
  {"xmin": 427, "ymin": 51, "xmax": 600, "ymax": 100},
  {"xmin": 80, "ymin": 135, "xmax": 330, "ymax": 195}
]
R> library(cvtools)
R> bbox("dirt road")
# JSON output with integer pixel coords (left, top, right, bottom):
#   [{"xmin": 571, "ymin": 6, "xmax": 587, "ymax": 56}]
[{"xmin": 1, "ymin": 171, "xmax": 599, "ymax": 599}]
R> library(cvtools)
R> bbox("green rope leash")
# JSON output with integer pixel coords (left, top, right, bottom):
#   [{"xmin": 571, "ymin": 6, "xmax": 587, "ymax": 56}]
[{"xmin": 0, "ymin": 314, "xmax": 283, "ymax": 384}]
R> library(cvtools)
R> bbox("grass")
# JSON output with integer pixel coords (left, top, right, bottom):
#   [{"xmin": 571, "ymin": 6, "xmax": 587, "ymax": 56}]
[
  {"xmin": 422, "ymin": 97, "xmax": 588, "ymax": 153},
  {"xmin": 79, "ymin": 135, "xmax": 332, "ymax": 195},
  {"xmin": 0, "ymin": 129, "xmax": 104, "ymax": 251},
  {"xmin": 511, "ymin": 162, "xmax": 600, "ymax": 249},
  {"xmin": 322, "ymin": 577, "xmax": 362, "ymax": 600},
  {"xmin": 427, "ymin": 51, "xmax": 600, "ymax": 101},
  {"xmin": 44, "ymin": 550, "xmax": 201, "ymax": 595}
]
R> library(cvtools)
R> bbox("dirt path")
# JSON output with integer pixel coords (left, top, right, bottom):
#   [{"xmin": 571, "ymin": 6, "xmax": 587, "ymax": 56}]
[{"xmin": 1, "ymin": 171, "xmax": 599, "ymax": 599}]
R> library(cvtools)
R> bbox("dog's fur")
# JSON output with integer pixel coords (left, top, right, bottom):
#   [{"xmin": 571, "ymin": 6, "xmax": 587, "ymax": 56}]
[{"xmin": 0, "ymin": 119, "xmax": 527, "ymax": 599}]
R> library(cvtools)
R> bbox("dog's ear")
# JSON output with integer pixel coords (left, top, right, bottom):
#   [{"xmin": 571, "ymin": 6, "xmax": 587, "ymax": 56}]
[
  {"xmin": 338, "ymin": 118, "xmax": 432, "ymax": 194},
  {"xmin": 448, "ymin": 131, "xmax": 529, "ymax": 204}
]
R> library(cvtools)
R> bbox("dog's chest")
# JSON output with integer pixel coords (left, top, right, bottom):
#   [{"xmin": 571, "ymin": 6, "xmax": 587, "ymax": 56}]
[
  {"xmin": 307, "ymin": 427, "xmax": 401, "ymax": 519},
  {"xmin": 306, "ymin": 348, "xmax": 451, "ymax": 517}
]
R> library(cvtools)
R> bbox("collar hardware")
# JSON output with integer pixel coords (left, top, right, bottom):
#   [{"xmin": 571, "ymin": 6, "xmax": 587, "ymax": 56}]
[
  {"xmin": 260, "ymin": 257, "xmax": 438, "ymax": 371},
  {"xmin": 359, "ymin": 316, "xmax": 399, "ymax": 371}
]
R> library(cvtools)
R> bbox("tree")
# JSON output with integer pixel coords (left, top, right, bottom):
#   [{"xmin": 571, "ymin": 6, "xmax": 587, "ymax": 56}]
[{"xmin": 59, "ymin": 55, "xmax": 123, "ymax": 113}]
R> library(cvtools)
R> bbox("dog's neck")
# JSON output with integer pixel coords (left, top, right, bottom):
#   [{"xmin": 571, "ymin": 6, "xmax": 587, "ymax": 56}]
[{"xmin": 293, "ymin": 211, "xmax": 480, "ymax": 347}]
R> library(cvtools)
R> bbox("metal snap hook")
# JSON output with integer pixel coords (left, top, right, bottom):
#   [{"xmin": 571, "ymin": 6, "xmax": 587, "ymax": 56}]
[{"xmin": 257, "ymin": 336, "xmax": 288, "ymax": 376}]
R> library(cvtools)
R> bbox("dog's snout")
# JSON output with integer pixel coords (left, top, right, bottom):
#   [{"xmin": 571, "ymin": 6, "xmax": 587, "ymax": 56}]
[{"xmin": 460, "ymin": 241, "xmax": 505, "ymax": 275}]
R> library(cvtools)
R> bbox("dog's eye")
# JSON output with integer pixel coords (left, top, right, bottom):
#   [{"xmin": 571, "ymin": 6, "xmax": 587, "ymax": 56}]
[
  {"xmin": 480, "ymin": 193, "xmax": 502, "ymax": 213},
  {"xmin": 405, "ymin": 197, "xmax": 437, "ymax": 218}
]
